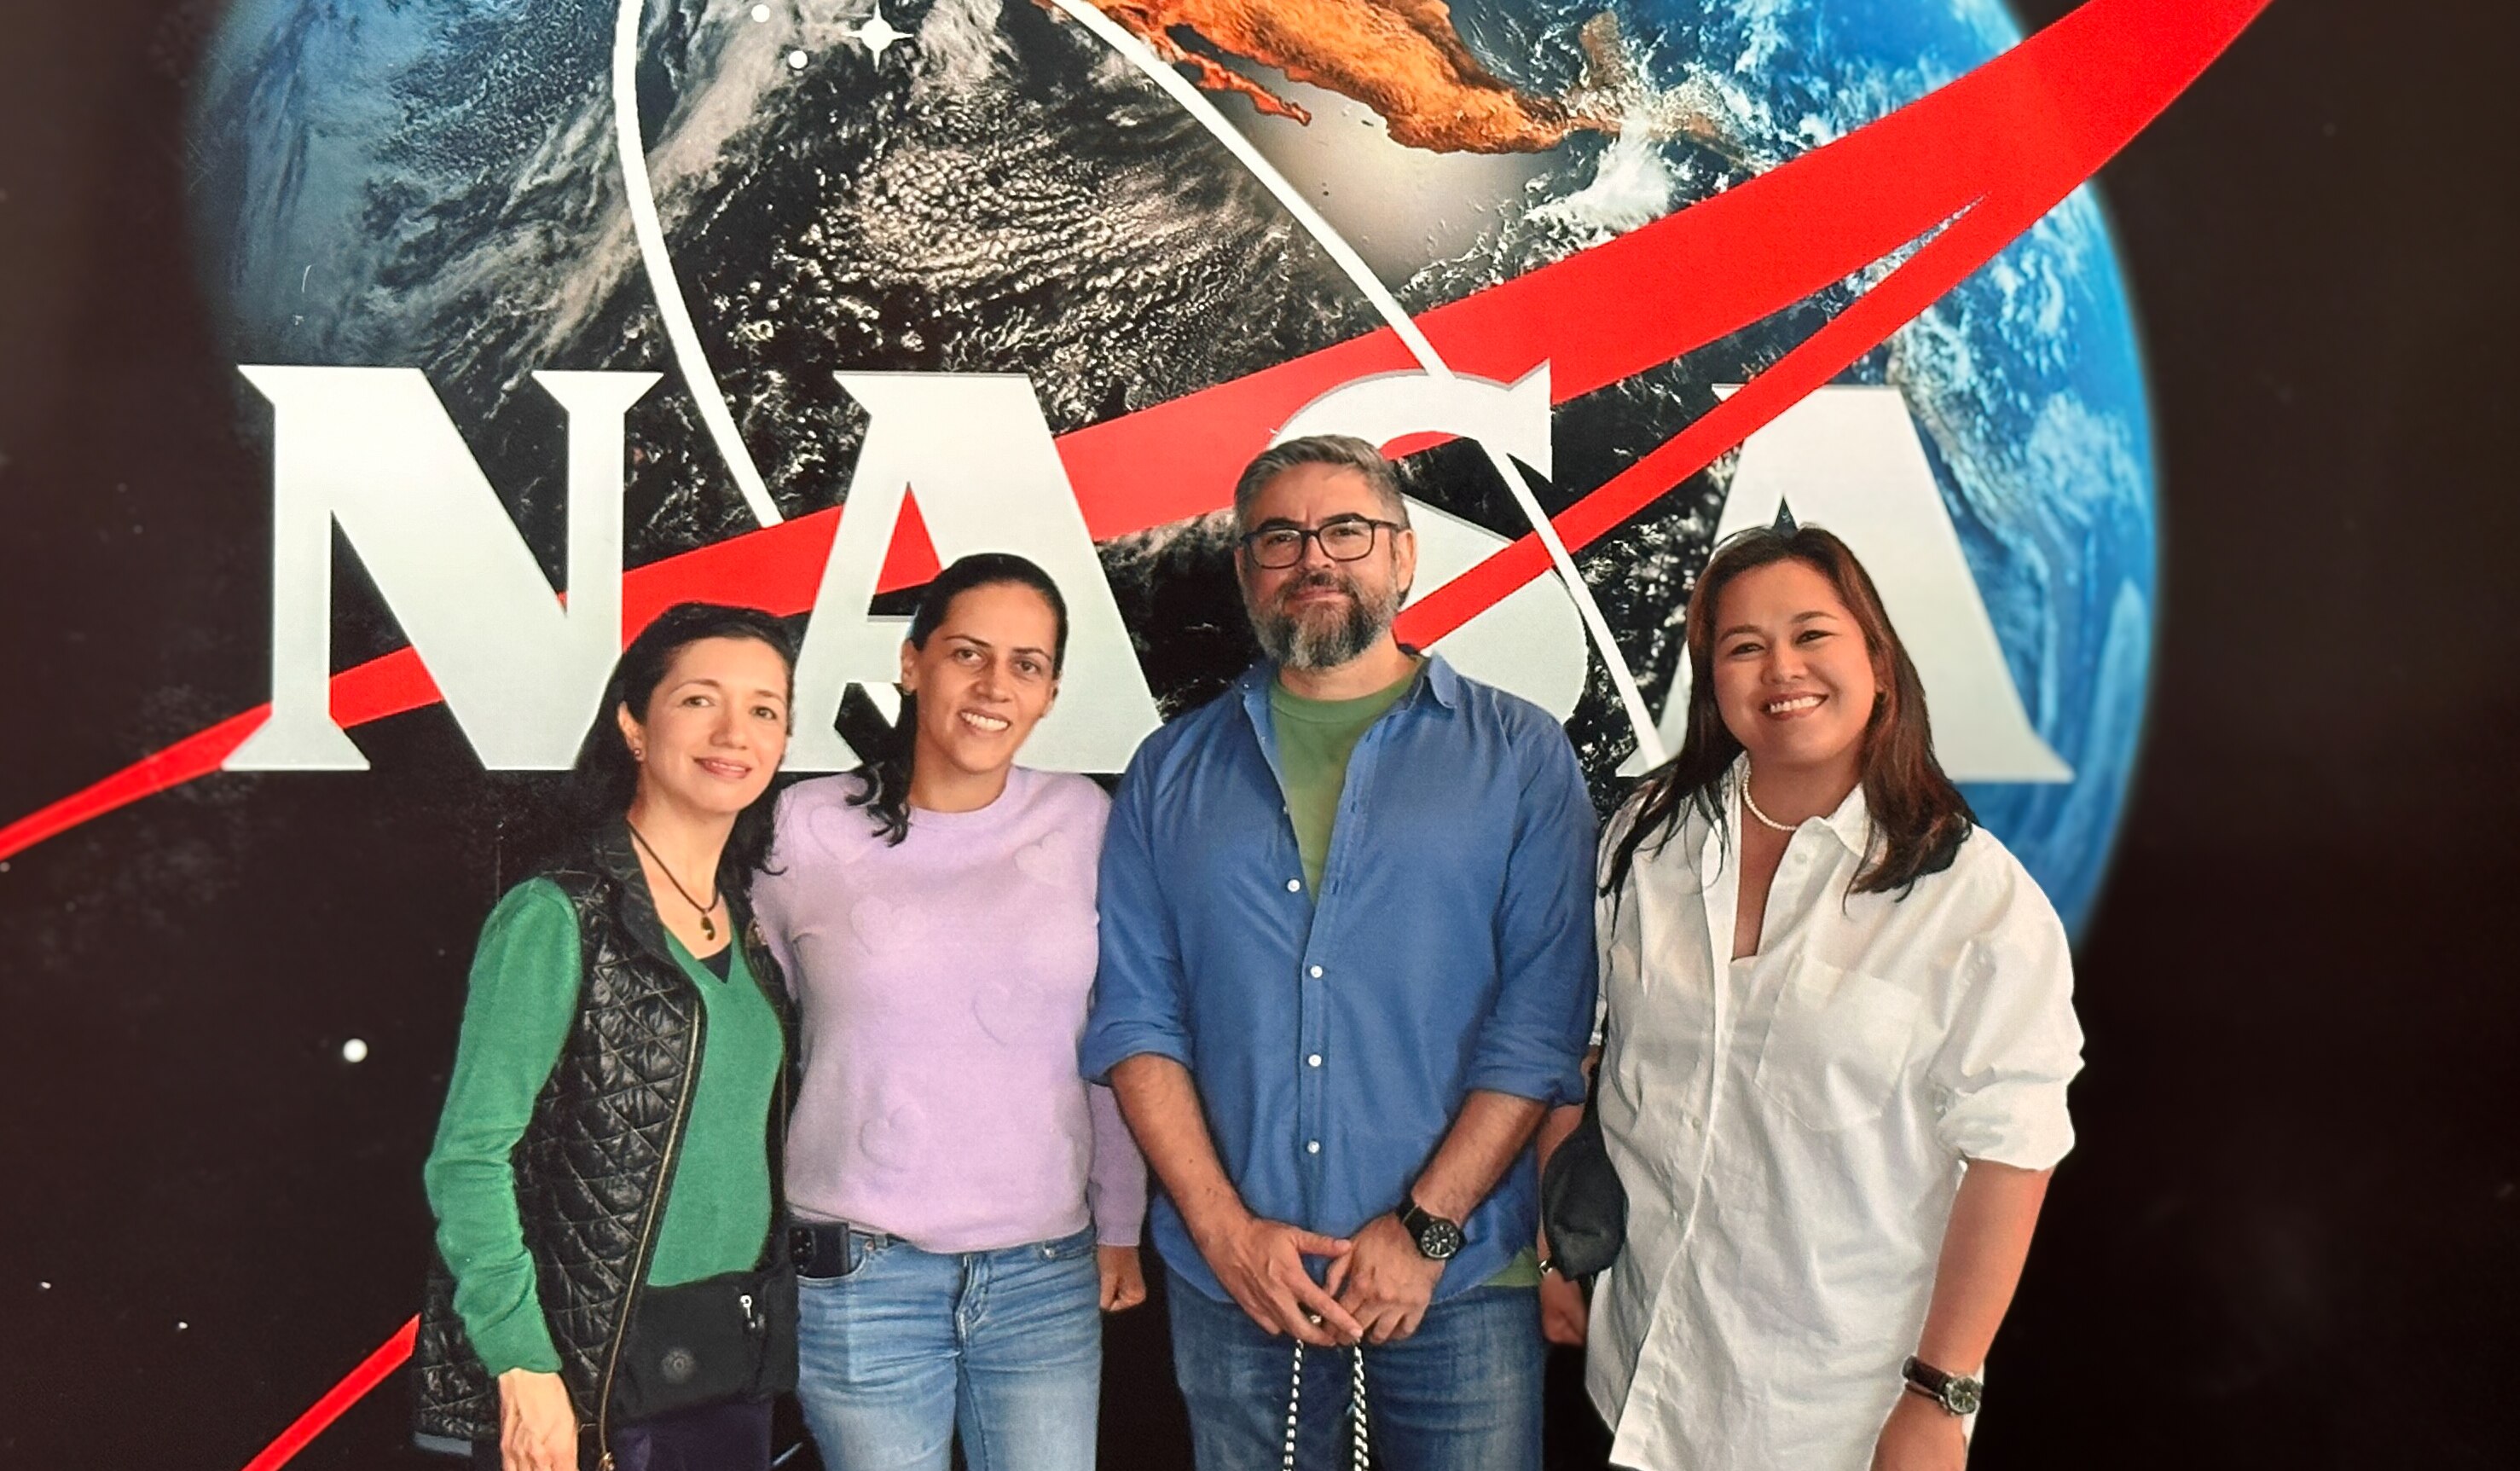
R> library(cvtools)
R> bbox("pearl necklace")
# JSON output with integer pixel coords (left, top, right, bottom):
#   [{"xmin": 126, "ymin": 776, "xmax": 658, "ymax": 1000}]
[{"xmin": 1740, "ymin": 767, "xmax": 1804, "ymax": 834}]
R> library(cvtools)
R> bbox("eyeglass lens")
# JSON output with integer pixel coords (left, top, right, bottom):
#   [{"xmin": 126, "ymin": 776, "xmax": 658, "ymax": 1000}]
[{"xmin": 1249, "ymin": 520, "xmax": 1380, "ymax": 568}]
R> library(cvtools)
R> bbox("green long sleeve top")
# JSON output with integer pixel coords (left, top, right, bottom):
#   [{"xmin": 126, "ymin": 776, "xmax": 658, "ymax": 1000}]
[{"xmin": 420, "ymin": 879, "xmax": 784, "ymax": 1375}]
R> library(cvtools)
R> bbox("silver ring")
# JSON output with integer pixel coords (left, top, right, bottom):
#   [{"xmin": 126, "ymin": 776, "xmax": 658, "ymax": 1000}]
[{"xmin": 1306, "ymin": 1312, "xmax": 1324, "ymax": 1326}]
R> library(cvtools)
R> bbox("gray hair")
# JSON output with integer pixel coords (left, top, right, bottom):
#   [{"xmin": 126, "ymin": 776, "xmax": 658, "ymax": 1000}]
[{"xmin": 1231, "ymin": 434, "xmax": 1411, "ymax": 532}]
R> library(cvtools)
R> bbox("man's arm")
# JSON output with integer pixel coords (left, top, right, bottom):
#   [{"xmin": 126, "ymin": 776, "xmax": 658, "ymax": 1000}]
[
  {"xmin": 1330, "ymin": 1089, "xmax": 1546, "ymax": 1342},
  {"xmin": 1404, "ymin": 1091, "xmax": 1548, "ymax": 1225},
  {"xmin": 1084, "ymin": 745, "xmax": 1363, "ymax": 1346},
  {"xmin": 1463, "ymin": 729, "xmax": 1600, "ymax": 1109},
  {"xmin": 1109, "ymin": 1054, "xmax": 1362, "ymax": 1346},
  {"xmin": 1334, "ymin": 726, "xmax": 1602, "ymax": 1343},
  {"xmin": 1532, "ymin": 1051, "xmax": 1597, "ymax": 1345}
]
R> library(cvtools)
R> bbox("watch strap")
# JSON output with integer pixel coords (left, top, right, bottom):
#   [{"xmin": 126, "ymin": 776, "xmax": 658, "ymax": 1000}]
[{"xmin": 1901, "ymin": 1356, "xmax": 1984, "ymax": 1416}]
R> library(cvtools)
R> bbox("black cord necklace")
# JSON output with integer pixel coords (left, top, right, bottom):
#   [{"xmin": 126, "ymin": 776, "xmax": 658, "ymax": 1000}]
[{"xmin": 625, "ymin": 819, "xmax": 722, "ymax": 944}]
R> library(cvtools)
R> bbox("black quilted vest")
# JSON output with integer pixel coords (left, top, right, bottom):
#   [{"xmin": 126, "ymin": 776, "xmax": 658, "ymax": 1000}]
[{"xmin": 412, "ymin": 821, "xmax": 791, "ymax": 1462}]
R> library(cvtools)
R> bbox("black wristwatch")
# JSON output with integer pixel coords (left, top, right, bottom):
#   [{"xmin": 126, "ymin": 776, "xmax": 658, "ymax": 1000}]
[
  {"xmin": 1901, "ymin": 1356, "xmax": 1984, "ymax": 1416},
  {"xmin": 1396, "ymin": 1190, "xmax": 1464, "ymax": 1260}
]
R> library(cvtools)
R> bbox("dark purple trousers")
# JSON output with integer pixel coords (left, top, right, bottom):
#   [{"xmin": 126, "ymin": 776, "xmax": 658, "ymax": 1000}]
[{"xmin": 468, "ymin": 1398, "xmax": 772, "ymax": 1471}]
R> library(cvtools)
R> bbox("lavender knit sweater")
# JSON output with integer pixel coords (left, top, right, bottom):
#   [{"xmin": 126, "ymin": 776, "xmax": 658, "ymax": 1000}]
[{"xmin": 756, "ymin": 767, "xmax": 1147, "ymax": 1251}]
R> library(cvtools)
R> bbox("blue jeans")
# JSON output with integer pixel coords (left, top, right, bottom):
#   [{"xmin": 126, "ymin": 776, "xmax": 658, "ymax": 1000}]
[
  {"xmin": 1165, "ymin": 1268, "xmax": 1544, "ymax": 1471},
  {"xmin": 794, "ymin": 1223, "xmax": 1103, "ymax": 1471}
]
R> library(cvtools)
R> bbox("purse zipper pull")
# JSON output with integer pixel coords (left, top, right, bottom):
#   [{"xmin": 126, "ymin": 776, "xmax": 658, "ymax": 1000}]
[{"xmin": 740, "ymin": 1292, "xmax": 758, "ymax": 1332}]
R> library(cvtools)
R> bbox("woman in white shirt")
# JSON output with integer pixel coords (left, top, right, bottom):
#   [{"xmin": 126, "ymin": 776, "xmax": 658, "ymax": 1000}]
[{"xmin": 1547, "ymin": 525, "xmax": 2084, "ymax": 1471}]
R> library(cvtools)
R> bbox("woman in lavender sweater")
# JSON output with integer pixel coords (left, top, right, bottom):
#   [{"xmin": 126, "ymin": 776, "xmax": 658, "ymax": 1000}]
[{"xmin": 752, "ymin": 553, "xmax": 1148, "ymax": 1471}]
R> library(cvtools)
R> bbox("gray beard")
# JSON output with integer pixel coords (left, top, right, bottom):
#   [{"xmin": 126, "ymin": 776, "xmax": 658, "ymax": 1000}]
[{"xmin": 1248, "ymin": 575, "xmax": 1404, "ymax": 671}]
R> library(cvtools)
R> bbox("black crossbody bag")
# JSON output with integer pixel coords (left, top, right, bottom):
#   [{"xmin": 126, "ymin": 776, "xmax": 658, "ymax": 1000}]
[
  {"xmin": 1539, "ymin": 1033, "xmax": 1627, "ymax": 1283},
  {"xmin": 609, "ymin": 1255, "xmax": 798, "ymax": 1424}
]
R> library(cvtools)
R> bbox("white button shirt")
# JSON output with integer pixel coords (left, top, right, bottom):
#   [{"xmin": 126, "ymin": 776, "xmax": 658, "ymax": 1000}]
[{"xmin": 1585, "ymin": 762, "xmax": 2083, "ymax": 1471}]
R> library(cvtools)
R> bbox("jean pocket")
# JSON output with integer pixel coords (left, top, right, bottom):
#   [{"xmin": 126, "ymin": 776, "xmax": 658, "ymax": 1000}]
[{"xmin": 1751, "ymin": 961, "xmax": 1923, "ymax": 1132}]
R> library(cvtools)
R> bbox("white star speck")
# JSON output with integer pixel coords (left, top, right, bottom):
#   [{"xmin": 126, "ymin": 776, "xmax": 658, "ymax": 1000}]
[{"xmin": 851, "ymin": 10, "xmax": 908, "ymax": 57}]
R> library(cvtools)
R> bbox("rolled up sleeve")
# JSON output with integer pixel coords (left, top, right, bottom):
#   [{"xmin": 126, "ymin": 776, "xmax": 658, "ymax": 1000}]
[
  {"xmin": 1931, "ymin": 899, "xmax": 2083, "ymax": 1171},
  {"xmin": 1463, "ymin": 731, "xmax": 1598, "ymax": 1105},
  {"xmin": 1080, "ymin": 749, "xmax": 1192, "ymax": 1083}
]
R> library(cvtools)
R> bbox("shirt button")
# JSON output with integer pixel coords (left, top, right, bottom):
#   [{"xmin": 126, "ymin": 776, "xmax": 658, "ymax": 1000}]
[
  {"xmin": 1286, "ymin": 878, "xmax": 1302, "ymax": 893},
  {"xmin": 1309, "ymin": 964, "xmax": 1324, "ymax": 978},
  {"xmin": 1307, "ymin": 1054, "xmax": 1323, "ymax": 1068},
  {"xmin": 1306, "ymin": 1140, "xmax": 1321, "ymax": 1154}
]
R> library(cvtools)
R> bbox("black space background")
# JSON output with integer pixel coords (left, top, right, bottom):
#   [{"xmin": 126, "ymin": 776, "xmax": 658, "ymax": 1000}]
[{"xmin": 3, "ymin": 1, "xmax": 2516, "ymax": 1468}]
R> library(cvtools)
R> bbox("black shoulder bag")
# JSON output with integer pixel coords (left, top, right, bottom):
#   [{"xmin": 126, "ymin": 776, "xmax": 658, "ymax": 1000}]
[
  {"xmin": 1540, "ymin": 1034, "xmax": 1627, "ymax": 1283},
  {"xmin": 608, "ymin": 1253, "xmax": 798, "ymax": 1424}
]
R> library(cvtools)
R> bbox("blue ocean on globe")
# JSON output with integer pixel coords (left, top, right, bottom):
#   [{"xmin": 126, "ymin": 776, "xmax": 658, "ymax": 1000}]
[{"xmin": 191, "ymin": 0, "xmax": 2151, "ymax": 935}]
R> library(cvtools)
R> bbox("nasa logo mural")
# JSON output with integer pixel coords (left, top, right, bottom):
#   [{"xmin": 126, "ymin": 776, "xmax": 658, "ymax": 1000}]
[{"xmin": 188, "ymin": 0, "xmax": 2154, "ymax": 931}]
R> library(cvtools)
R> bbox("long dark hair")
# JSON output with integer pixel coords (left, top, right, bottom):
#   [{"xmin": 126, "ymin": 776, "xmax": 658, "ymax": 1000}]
[
  {"xmin": 568, "ymin": 601, "xmax": 799, "ymax": 897},
  {"xmin": 849, "ymin": 553, "xmax": 1071, "ymax": 845},
  {"xmin": 1603, "ymin": 524, "xmax": 1973, "ymax": 900}
]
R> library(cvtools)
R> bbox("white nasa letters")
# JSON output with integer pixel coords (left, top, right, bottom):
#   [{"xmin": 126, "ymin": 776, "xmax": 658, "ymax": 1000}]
[
  {"xmin": 1620, "ymin": 385, "xmax": 2071, "ymax": 782},
  {"xmin": 223, "ymin": 366, "xmax": 2065, "ymax": 782},
  {"xmin": 227, "ymin": 367, "xmax": 657, "ymax": 771},
  {"xmin": 785, "ymin": 374, "xmax": 1162, "ymax": 772}
]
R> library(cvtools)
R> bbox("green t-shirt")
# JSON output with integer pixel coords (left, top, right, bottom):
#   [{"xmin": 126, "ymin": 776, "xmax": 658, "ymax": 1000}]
[
  {"xmin": 1268, "ymin": 667, "xmax": 1419, "ymax": 894},
  {"xmin": 421, "ymin": 879, "xmax": 784, "ymax": 1374},
  {"xmin": 1267, "ymin": 665, "xmax": 1541, "ymax": 1289}
]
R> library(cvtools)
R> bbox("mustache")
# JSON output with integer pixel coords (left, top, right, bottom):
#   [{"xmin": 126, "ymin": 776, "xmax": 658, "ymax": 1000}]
[{"xmin": 1273, "ymin": 570, "xmax": 1357, "ymax": 603}]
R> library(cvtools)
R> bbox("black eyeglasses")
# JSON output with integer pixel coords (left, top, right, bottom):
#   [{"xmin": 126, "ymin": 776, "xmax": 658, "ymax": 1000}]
[{"xmin": 1237, "ymin": 516, "xmax": 1405, "ymax": 570}]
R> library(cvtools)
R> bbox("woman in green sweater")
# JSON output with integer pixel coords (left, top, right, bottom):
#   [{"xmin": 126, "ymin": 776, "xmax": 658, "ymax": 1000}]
[{"xmin": 415, "ymin": 603, "xmax": 798, "ymax": 1471}]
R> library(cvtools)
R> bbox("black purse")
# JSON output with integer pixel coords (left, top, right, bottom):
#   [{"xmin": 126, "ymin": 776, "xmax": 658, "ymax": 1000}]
[
  {"xmin": 608, "ymin": 1259, "xmax": 798, "ymax": 1424},
  {"xmin": 1540, "ymin": 1042, "xmax": 1627, "ymax": 1283}
]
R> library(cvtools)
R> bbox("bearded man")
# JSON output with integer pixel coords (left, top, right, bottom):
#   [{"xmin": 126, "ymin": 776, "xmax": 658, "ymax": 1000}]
[{"xmin": 1082, "ymin": 435, "xmax": 1597, "ymax": 1469}]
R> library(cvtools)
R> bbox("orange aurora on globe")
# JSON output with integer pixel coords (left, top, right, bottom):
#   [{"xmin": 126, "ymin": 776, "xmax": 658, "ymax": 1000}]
[{"xmin": 1045, "ymin": 0, "xmax": 1617, "ymax": 152}]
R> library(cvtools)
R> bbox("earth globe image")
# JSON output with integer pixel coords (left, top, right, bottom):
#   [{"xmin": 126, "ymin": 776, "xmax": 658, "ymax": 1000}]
[{"xmin": 190, "ymin": 0, "xmax": 2153, "ymax": 935}]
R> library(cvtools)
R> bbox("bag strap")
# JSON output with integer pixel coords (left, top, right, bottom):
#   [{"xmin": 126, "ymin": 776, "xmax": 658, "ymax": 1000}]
[{"xmin": 1280, "ymin": 1341, "xmax": 1369, "ymax": 1471}]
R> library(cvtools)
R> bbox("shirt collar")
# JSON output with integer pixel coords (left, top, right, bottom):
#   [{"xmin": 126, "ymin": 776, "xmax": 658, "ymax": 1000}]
[
  {"xmin": 1729, "ymin": 752, "xmax": 1872, "ymax": 855},
  {"xmin": 1236, "ymin": 647, "xmax": 1461, "ymax": 712}
]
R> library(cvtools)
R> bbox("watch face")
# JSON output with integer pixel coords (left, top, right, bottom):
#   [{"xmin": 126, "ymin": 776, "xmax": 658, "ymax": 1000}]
[
  {"xmin": 1943, "ymin": 1379, "xmax": 1984, "ymax": 1416},
  {"xmin": 1417, "ymin": 1219, "xmax": 1465, "ymax": 1260}
]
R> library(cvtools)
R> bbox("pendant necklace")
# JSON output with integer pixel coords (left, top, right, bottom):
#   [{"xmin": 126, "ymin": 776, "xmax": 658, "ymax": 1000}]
[{"xmin": 625, "ymin": 820, "xmax": 722, "ymax": 943}]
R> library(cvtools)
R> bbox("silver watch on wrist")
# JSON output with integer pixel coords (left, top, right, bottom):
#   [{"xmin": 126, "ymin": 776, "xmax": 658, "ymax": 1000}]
[{"xmin": 1901, "ymin": 1356, "xmax": 1984, "ymax": 1416}]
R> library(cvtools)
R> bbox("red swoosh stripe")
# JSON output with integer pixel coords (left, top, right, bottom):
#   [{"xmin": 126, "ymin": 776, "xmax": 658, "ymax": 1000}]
[
  {"xmin": 1399, "ymin": 0, "xmax": 2266, "ymax": 644},
  {"xmin": 236, "ymin": 1317, "xmax": 420, "ymax": 1471},
  {"xmin": 5, "ymin": 0, "xmax": 2261, "ymax": 894}
]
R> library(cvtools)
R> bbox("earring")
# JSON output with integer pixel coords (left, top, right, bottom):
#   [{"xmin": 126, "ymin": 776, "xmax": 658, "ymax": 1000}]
[{"xmin": 630, "ymin": 745, "xmax": 646, "ymax": 760}]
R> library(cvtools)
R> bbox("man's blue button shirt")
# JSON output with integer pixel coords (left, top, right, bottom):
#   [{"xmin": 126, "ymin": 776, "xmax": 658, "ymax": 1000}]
[{"xmin": 1081, "ymin": 654, "xmax": 1598, "ymax": 1304}]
